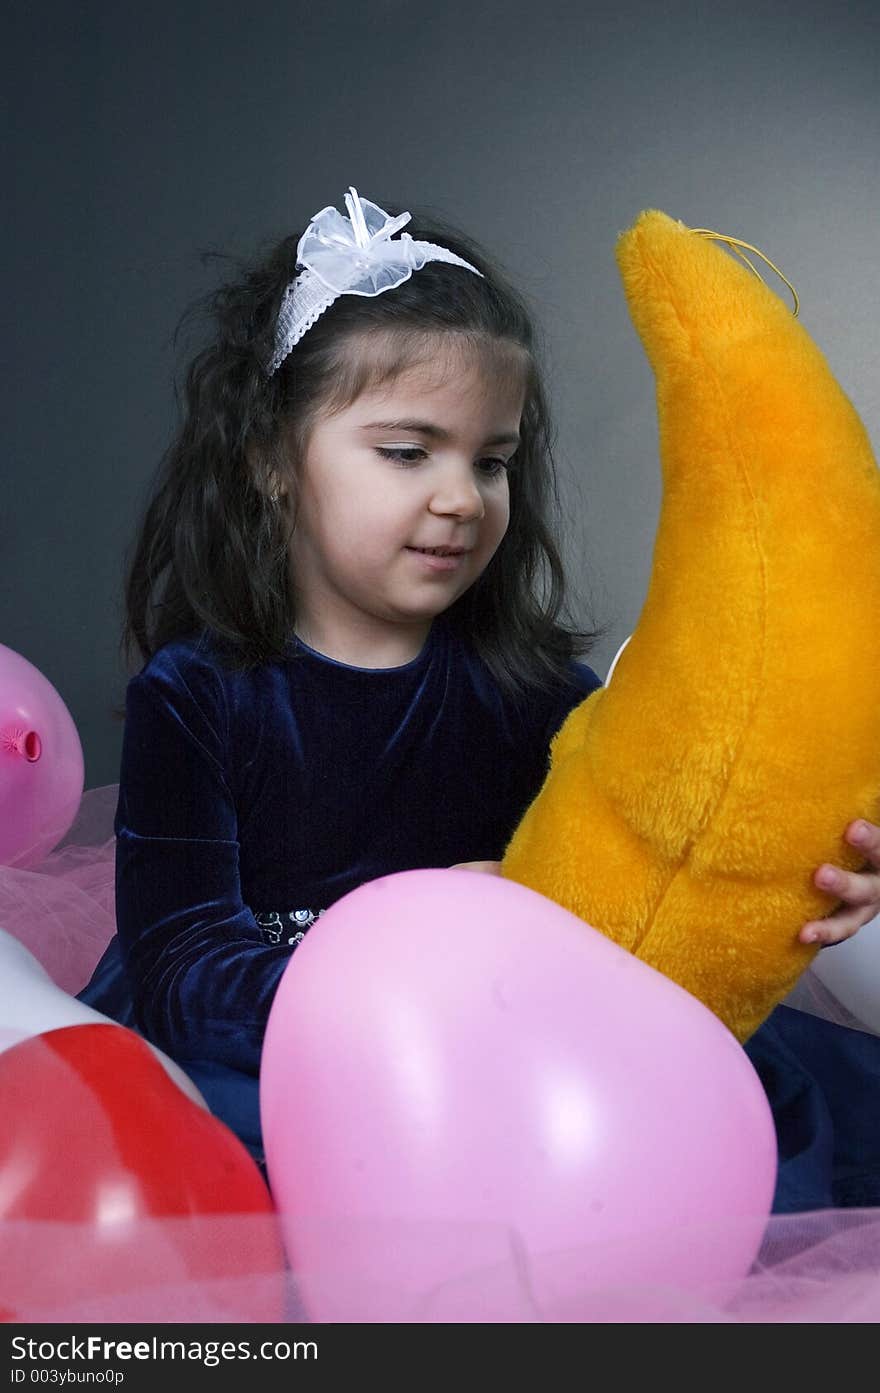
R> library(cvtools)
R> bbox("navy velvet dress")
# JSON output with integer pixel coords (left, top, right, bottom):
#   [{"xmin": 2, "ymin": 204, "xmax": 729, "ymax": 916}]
[
  {"xmin": 79, "ymin": 619, "xmax": 601, "ymax": 1165},
  {"xmin": 80, "ymin": 620, "xmax": 880, "ymax": 1209}
]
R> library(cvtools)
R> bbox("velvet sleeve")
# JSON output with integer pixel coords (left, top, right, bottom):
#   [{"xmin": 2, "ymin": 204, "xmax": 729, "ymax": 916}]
[{"xmin": 114, "ymin": 654, "xmax": 289, "ymax": 1076}]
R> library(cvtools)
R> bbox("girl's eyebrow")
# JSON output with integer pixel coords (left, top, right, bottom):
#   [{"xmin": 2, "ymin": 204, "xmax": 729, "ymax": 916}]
[{"xmin": 361, "ymin": 418, "xmax": 521, "ymax": 448}]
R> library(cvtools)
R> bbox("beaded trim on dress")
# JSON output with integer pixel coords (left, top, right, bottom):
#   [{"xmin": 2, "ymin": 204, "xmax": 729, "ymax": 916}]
[{"xmin": 254, "ymin": 908, "xmax": 324, "ymax": 948}]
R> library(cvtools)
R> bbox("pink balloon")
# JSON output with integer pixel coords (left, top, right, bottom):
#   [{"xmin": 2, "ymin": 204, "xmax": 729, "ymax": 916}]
[
  {"xmin": 261, "ymin": 870, "xmax": 777, "ymax": 1321},
  {"xmin": 0, "ymin": 644, "xmax": 84, "ymax": 867}
]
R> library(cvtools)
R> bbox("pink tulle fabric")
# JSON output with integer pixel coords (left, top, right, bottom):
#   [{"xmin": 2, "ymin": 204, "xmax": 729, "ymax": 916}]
[
  {"xmin": 1, "ymin": 786, "xmax": 879, "ymax": 1324},
  {"xmin": 0, "ymin": 784, "xmax": 118, "ymax": 995},
  {"xmin": 3, "ymin": 1211, "xmax": 880, "ymax": 1323}
]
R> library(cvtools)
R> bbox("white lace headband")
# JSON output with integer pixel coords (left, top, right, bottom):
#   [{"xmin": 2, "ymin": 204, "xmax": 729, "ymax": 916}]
[{"xmin": 266, "ymin": 187, "xmax": 484, "ymax": 375}]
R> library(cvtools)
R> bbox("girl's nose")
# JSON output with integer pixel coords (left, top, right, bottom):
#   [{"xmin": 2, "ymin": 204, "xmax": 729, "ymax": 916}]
[{"xmin": 428, "ymin": 463, "xmax": 485, "ymax": 521}]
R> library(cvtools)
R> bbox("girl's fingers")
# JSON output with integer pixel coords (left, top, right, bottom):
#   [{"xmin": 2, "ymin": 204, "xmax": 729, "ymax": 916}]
[
  {"xmin": 801, "ymin": 819, "xmax": 880, "ymax": 945},
  {"xmin": 845, "ymin": 818, "xmax": 880, "ymax": 868},
  {"xmin": 800, "ymin": 896, "xmax": 880, "ymax": 947},
  {"xmin": 814, "ymin": 863, "xmax": 880, "ymax": 907}
]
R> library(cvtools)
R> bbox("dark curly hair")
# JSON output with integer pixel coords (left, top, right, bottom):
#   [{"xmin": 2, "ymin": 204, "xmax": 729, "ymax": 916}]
[{"xmin": 120, "ymin": 201, "xmax": 601, "ymax": 696}]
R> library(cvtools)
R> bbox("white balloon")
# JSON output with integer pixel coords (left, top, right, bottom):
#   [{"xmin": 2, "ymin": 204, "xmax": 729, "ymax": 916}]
[
  {"xmin": 808, "ymin": 912, "xmax": 880, "ymax": 1035},
  {"xmin": 0, "ymin": 927, "xmax": 207, "ymax": 1109}
]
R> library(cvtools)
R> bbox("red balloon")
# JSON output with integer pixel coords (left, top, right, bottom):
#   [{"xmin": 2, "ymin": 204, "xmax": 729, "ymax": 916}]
[{"xmin": 0, "ymin": 1024, "xmax": 285, "ymax": 1321}]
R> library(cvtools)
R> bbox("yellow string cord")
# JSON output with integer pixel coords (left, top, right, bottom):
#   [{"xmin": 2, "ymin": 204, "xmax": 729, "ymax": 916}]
[{"xmin": 689, "ymin": 228, "xmax": 800, "ymax": 317}]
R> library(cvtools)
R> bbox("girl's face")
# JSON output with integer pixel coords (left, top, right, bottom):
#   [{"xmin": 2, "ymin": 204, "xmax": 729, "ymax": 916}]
[{"xmin": 287, "ymin": 339, "xmax": 522, "ymax": 667}]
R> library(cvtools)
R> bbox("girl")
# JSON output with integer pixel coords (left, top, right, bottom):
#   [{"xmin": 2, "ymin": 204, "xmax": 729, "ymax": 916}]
[{"xmin": 80, "ymin": 188, "xmax": 880, "ymax": 1206}]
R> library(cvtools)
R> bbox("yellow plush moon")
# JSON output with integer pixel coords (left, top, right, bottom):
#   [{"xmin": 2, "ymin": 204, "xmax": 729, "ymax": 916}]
[{"xmin": 503, "ymin": 210, "xmax": 880, "ymax": 1043}]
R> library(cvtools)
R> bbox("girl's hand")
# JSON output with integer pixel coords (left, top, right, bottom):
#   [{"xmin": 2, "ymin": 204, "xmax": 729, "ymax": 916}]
[
  {"xmin": 800, "ymin": 819, "xmax": 880, "ymax": 946},
  {"xmin": 450, "ymin": 861, "xmax": 503, "ymax": 875}
]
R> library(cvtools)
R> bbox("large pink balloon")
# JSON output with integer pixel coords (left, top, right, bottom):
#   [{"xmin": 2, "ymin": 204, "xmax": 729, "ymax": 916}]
[
  {"xmin": 0, "ymin": 644, "xmax": 84, "ymax": 867},
  {"xmin": 261, "ymin": 870, "xmax": 777, "ymax": 1321}
]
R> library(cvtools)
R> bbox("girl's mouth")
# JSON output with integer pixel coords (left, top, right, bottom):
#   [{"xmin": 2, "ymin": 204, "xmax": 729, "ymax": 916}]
[
  {"xmin": 406, "ymin": 545, "xmax": 468, "ymax": 571},
  {"xmin": 409, "ymin": 546, "xmax": 466, "ymax": 556}
]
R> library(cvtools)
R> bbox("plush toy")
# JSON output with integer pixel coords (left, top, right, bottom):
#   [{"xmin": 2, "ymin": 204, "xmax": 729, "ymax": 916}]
[{"xmin": 503, "ymin": 210, "xmax": 880, "ymax": 1043}]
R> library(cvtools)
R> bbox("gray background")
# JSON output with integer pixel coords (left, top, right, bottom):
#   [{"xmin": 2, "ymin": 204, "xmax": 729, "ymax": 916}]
[{"xmin": 5, "ymin": 0, "xmax": 879, "ymax": 788}]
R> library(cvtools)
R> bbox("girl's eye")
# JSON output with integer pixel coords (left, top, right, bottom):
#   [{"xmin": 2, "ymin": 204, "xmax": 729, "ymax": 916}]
[
  {"xmin": 376, "ymin": 447, "xmax": 510, "ymax": 476},
  {"xmin": 375, "ymin": 447, "xmax": 427, "ymax": 466},
  {"xmin": 476, "ymin": 457, "xmax": 509, "ymax": 478}
]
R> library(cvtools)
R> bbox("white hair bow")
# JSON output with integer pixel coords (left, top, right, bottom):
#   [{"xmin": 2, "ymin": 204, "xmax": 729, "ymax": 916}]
[{"xmin": 267, "ymin": 187, "xmax": 483, "ymax": 375}]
